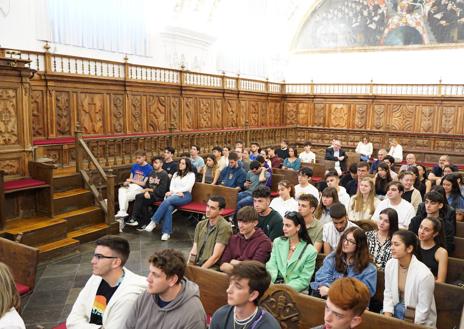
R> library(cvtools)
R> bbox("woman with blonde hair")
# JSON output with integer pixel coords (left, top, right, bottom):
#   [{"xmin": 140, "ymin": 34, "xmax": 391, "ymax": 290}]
[
  {"xmin": 0, "ymin": 262, "xmax": 25, "ymax": 328},
  {"xmin": 348, "ymin": 177, "xmax": 380, "ymax": 222}
]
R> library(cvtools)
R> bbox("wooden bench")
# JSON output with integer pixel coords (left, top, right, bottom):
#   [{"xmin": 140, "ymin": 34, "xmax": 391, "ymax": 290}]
[
  {"xmin": 272, "ymin": 168, "xmax": 299, "ymax": 186},
  {"xmin": 0, "ymin": 162, "xmax": 55, "ymax": 229},
  {"xmin": 456, "ymin": 221, "xmax": 464, "ymax": 238},
  {"xmin": 447, "ymin": 257, "xmax": 464, "ymax": 283},
  {"xmin": 185, "ymin": 265, "xmax": 428, "ymax": 329},
  {"xmin": 155, "ymin": 183, "xmax": 238, "ymax": 218},
  {"xmin": 0, "ymin": 237, "xmax": 39, "ymax": 296},
  {"xmin": 270, "ymin": 173, "xmax": 285, "ymax": 198},
  {"xmin": 450, "ymin": 237, "xmax": 464, "ymax": 259}
]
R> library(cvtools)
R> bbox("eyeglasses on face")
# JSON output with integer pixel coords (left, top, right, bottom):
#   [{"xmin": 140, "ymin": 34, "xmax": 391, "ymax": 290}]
[
  {"xmin": 342, "ymin": 238, "xmax": 357, "ymax": 245},
  {"xmin": 93, "ymin": 253, "xmax": 118, "ymax": 260}
]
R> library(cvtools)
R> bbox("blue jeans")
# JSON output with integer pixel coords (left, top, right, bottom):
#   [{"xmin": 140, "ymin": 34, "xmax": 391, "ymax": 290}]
[
  {"xmin": 237, "ymin": 191, "xmax": 253, "ymax": 210},
  {"xmin": 150, "ymin": 193, "xmax": 192, "ymax": 234},
  {"xmin": 394, "ymin": 302, "xmax": 405, "ymax": 320}
]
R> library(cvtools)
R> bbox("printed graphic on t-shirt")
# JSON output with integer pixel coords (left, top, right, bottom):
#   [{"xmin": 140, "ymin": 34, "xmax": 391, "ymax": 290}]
[{"xmin": 90, "ymin": 295, "xmax": 107, "ymax": 324}]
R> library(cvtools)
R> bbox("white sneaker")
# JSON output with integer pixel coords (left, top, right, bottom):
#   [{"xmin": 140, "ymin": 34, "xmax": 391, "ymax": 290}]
[
  {"xmin": 116, "ymin": 218, "xmax": 125, "ymax": 232},
  {"xmin": 115, "ymin": 211, "xmax": 128, "ymax": 218},
  {"xmin": 161, "ymin": 233, "xmax": 170, "ymax": 241},
  {"xmin": 144, "ymin": 221, "xmax": 157, "ymax": 232}
]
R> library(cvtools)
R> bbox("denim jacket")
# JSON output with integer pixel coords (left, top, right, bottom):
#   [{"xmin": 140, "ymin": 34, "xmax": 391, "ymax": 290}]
[{"xmin": 310, "ymin": 252, "xmax": 377, "ymax": 296}]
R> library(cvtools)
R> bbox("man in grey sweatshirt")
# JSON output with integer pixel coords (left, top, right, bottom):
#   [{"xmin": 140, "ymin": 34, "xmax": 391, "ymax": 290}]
[{"xmin": 124, "ymin": 249, "xmax": 206, "ymax": 329}]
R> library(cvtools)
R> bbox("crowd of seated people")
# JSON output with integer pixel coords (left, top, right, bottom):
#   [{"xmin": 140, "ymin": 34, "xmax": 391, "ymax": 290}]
[{"xmin": 37, "ymin": 138, "xmax": 463, "ymax": 329}]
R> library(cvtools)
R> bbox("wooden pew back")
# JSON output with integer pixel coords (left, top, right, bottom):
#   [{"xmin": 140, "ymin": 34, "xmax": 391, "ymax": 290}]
[
  {"xmin": 272, "ymin": 168, "xmax": 299, "ymax": 186},
  {"xmin": 456, "ymin": 221, "xmax": 464, "ymax": 238},
  {"xmin": 191, "ymin": 183, "xmax": 238, "ymax": 211},
  {"xmin": 0, "ymin": 237, "xmax": 39, "ymax": 290},
  {"xmin": 450, "ymin": 237, "xmax": 464, "ymax": 259},
  {"xmin": 446, "ymin": 257, "xmax": 464, "ymax": 283}
]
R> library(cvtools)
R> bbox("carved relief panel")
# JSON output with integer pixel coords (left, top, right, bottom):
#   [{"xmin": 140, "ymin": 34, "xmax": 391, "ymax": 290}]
[
  {"xmin": 354, "ymin": 104, "xmax": 368, "ymax": 129},
  {"xmin": 182, "ymin": 97, "xmax": 194, "ymax": 130},
  {"xmin": 260, "ymin": 102, "xmax": 268, "ymax": 127},
  {"xmin": 213, "ymin": 99, "xmax": 222, "ymax": 129},
  {"xmin": 372, "ymin": 104, "xmax": 385, "ymax": 130},
  {"xmin": 147, "ymin": 95, "xmax": 167, "ymax": 132},
  {"xmin": 0, "ymin": 88, "xmax": 18, "ymax": 145},
  {"xmin": 249, "ymin": 101, "xmax": 259, "ymax": 127},
  {"xmin": 79, "ymin": 93, "xmax": 104, "ymax": 134},
  {"xmin": 330, "ymin": 104, "xmax": 348, "ymax": 128},
  {"xmin": 313, "ymin": 103, "xmax": 325, "ymax": 127},
  {"xmin": 419, "ymin": 105, "xmax": 434, "ymax": 133},
  {"xmin": 260, "ymin": 290, "xmax": 299, "ymax": 329},
  {"xmin": 391, "ymin": 104, "xmax": 415, "ymax": 132},
  {"xmin": 111, "ymin": 94, "xmax": 124, "ymax": 134},
  {"xmin": 130, "ymin": 95, "xmax": 142, "ymax": 133},
  {"xmin": 224, "ymin": 99, "xmax": 237, "ymax": 128},
  {"xmin": 441, "ymin": 106, "xmax": 456, "ymax": 134},
  {"xmin": 199, "ymin": 98, "xmax": 212, "ymax": 129},
  {"xmin": 171, "ymin": 97, "xmax": 180, "ymax": 130},
  {"xmin": 297, "ymin": 103, "xmax": 309, "ymax": 126},
  {"xmin": 0, "ymin": 159, "xmax": 20, "ymax": 175},
  {"xmin": 55, "ymin": 91, "xmax": 72, "ymax": 136},
  {"xmin": 286, "ymin": 103, "xmax": 297, "ymax": 125},
  {"xmin": 238, "ymin": 100, "xmax": 247, "ymax": 127},
  {"xmin": 31, "ymin": 90, "xmax": 45, "ymax": 138}
]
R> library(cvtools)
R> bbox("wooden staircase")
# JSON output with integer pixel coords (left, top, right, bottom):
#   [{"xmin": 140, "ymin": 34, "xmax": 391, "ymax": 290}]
[{"xmin": 0, "ymin": 170, "xmax": 118, "ymax": 261}]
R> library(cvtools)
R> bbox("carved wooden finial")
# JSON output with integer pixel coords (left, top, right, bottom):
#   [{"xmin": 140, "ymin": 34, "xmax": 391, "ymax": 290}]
[
  {"xmin": 124, "ymin": 54, "xmax": 129, "ymax": 62},
  {"xmin": 43, "ymin": 41, "xmax": 51, "ymax": 52}
]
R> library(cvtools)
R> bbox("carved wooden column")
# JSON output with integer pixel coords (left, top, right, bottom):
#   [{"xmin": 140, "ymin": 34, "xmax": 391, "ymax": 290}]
[{"xmin": 0, "ymin": 56, "xmax": 35, "ymax": 178}]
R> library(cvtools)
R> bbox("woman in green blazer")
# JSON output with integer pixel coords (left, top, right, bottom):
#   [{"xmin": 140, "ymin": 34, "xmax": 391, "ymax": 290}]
[{"xmin": 266, "ymin": 211, "xmax": 317, "ymax": 292}]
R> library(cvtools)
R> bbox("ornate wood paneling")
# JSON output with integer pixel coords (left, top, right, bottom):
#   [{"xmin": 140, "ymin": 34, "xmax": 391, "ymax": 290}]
[
  {"xmin": 249, "ymin": 101, "xmax": 259, "ymax": 127},
  {"xmin": 0, "ymin": 88, "xmax": 18, "ymax": 145},
  {"xmin": 31, "ymin": 90, "xmax": 45, "ymax": 138},
  {"xmin": 390, "ymin": 104, "xmax": 415, "ymax": 132},
  {"xmin": 313, "ymin": 103, "xmax": 326, "ymax": 127},
  {"xmin": 55, "ymin": 91, "xmax": 72, "ymax": 136},
  {"xmin": 111, "ymin": 94, "xmax": 124, "ymax": 134},
  {"xmin": 224, "ymin": 99, "xmax": 237, "ymax": 128},
  {"xmin": 79, "ymin": 93, "xmax": 104, "ymax": 135},
  {"xmin": 182, "ymin": 97, "xmax": 193, "ymax": 131},
  {"xmin": 329, "ymin": 104, "xmax": 349, "ymax": 128},
  {"xmin": 147, "ymin": 95, "xmax": 167, "ymax": 132},
  {"xmin": 0, "ymin": 159, "xmax": 20, "ymax": 175},
  {"xmin": 286, "ymin": 102, "xmax": 297, "ymax": 126},
  {"xmin": 129, "ymin": 95, "xmax": 142, "ymax": 133},
  {"xmin": 199, "ymin": 98, "xmax": 213, "ymax": 129},
  {"xmin": 354, "ymin": 104, "xmax": 368, "ymax": 129}
]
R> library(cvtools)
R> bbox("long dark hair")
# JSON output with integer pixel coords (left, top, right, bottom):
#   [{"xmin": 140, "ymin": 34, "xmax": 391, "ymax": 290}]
[
  {"xmin": 442, "ymin": 174, "xmax": 462, "ymax": 197},
  {"xmin": 314, "ymin": 187, "xmax": 339, "ymax": 219},
  {"xmin": 335, "ymin": 227, "xmax": 371, "ymax": 274},
  {"xmin": 379, "ymin": 208, "xmax": 399, "ymax": 239},
  {"xmin": 177, "ymin": 158, "xmax": 194, "ymax": 177},
  {"xmin": 283, "ymin": 211, "xmax": 312, "ymax": 245},
  {"xmin": 375, "ymin": 162, "xmax": 392, "ymax": 195}
]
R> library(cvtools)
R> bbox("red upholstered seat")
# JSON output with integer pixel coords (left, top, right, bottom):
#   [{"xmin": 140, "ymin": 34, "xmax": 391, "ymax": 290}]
[
  {"xmin": 32, "ymin": 137, "xmax": 75, "ymax": 145},
  {"xmin": 15, "ymin": 282, "xmax": 31, "ymax": 295},
  {"xmin": 220, "ymin": 208, "xmax": 235, "ymax": 217},
  {"xmin": 4, "ymin": 178, "xmax": 47, "ymax": 192},
  {"xmin": 153, "ymin": 201, "xmax": 162, "ymax": 206},
  {"xmin": 52, "ymin": 323, "xmax": 67, "ymax": 329},
  {"xmin": 270, "ymin": 191, "xmax": 279, "ymax": 198},
  {"xmin": 312, "ymin": 177, "xmax": 322, "ymax": 183},
  {"xmin": 179, "ymin": 202, "xmax": 206, "ymax": 213}
]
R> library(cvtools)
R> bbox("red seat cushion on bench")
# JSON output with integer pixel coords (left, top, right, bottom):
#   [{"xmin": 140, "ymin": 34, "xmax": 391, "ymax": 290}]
[
  {"xmin": 15, "ymin": 282, "xmax": 31, "ymax": 295},
  {"xmin": 179, "ymin": 202, "xmax": 206, "ymax": 213},
  {"xmin": 4, "ymin": 178, "xmax": 47, "ymax": 192},
  {"xmin": 311, "ymin": 177, "xmax": 322, "ymax": 183},
  {"xmin": 52, "ymin": 323, "xmax": 67, "ymax": 329},
  {"xmin": 270, "ymin": 191, "xmax": 279, "ymax": 198},
  {"xmin": 32, "ymin": 137, "xmax": 75, "ymax": 145}
]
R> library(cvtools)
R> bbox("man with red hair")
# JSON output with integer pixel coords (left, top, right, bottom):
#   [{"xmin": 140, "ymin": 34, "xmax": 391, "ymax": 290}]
[{"xmin": 311, "ymin": 277, "xmax": 370, "ymax": 329}]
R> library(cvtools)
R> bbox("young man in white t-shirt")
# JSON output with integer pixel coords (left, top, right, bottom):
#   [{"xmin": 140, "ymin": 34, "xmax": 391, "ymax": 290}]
[
  {"xmin": 325, "ymin": 169, "xmax": 350, "ymax": 210},
  {"xmin": 372, "ymin": 181, "xmax": 415, "ymax": 229},
  {"xmin": 299, "ymin": 141, "xmax": 316, "ymax": 164},
  {"xmin": 294, "ymin": 167, "xmax": 320, "ymax": 200}
]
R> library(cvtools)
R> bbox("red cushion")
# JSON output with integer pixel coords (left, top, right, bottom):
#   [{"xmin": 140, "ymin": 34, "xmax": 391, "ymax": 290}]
[
  {"xmin": 311, "ymin": 177, "xmax": 322, "ymax": 183},
  {"xmin": 270, "ymin": 191, "xmax": 279, "ymax": 198},
  {"xmin": 4, "ymin": 178, "xmax": 47, "ymax": 191},
  {"xmin": 33, "ymin": 137, "xmax": 75, "ymax": 145},
  {"xmin": 153, "ymin": 201, "xmax": 162, "ymax": 206},
  {"xmin": 220, "ymin": 208, "xmax": 235, "ymax": 217},
  {"xmin": 179, "ymin": 202, "xmax": 206, "ymax": 213},
  {"xmin": 52, "ymin": 323, "xmax": 67, "ymax": 329},
  {"xmin": 15, "ymin": 282, "xmax": 31, "ymax": 295}
]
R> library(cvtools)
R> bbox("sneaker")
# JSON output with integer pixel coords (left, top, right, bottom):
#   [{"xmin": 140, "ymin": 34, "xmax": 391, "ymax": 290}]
[
  {"xmin": 115, "ymin": 211, "xmax": 129, "ymax": 218},
  {"xmin": 126, "ymin": 218, "xmax": 139, "ymax": 227},
  {"xmin": 116, "ymin": 218, "xmax": 125, "ymax": 232},
  {"xmin": 144, "ymin": 221, "xmax": 157, "ymax": 232},
  {"xmin": 136, "ymin": 225, "xmax": 147, "ymax": 232},
  {"xmin": 161, "ymin": 233, "xmax": 170, "ymax": 241},
  {"xmin": 172, "ymin": 209, "xmax": 178, "ymax": 215}
]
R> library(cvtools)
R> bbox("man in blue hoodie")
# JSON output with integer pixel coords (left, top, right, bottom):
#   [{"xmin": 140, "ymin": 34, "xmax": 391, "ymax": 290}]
[{"xmin": 217, "ymin": 152, "xmax": 246, "ymax": 190}]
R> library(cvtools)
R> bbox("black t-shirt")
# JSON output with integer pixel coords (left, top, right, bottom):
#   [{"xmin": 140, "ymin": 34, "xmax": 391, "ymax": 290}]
[
  {"xmin": 90, "ymin": 279, "xmax": 120, "ymax": 324},
  {"xmin": 156, "ymin": 295, "xmax": 172, "ymax": 308},
  {"xmin": 402, "ymin": 190, "xmax": 413, "ymax": 203},
  {"xmin": 162, "ymin": 161, "xmax": 178, "ymax": 177}
]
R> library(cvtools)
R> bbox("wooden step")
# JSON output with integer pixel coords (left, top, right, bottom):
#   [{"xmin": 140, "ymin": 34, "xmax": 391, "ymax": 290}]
[
  {"xmin": 38, "ymin": 237, "xmax": 79, "ymax": 261},
  {"xmin": 53, "ymin": 173, "xmax": 83, "ymax": 192},
  {"xmin": 53, "ymin": 188, "xmax": 94, "ymax": 215},
  {"xmin": 68, "ymin": 222, "xmax": 119, "ymax": 244},
  {"xmin": 53, "ymin": 166, "xmax": 77, "ymax": 177},
  {"xmin": 2, "ymin": 217, "xmax": 68, "ymax": 246},
  {"xmin": 56, "ymin": 206, "xmax": 105, "ymax": 231}
]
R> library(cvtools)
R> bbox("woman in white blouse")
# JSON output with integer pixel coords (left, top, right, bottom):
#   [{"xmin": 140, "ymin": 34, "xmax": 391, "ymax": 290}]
[
  {"xmin": 355, "ymin": 137, "xmax": 373, "ymax": 162},
  {"xmin": 145, "ymin": 158, "xmax": 196, "ymax": 240},
  {"xmin": 270, "ymin": 180, "xmax": 298, "ymax": 218},
  {"xmin": 383, "ymin": 230, "xmax": 436, "ymax": 327},
  {"xmin": 388, "ymin": 139, "xmax": 403, "ymax": 163},
  {"xmin": 0, "ymin": 262, "xmax": 26, "ymax": 329}
]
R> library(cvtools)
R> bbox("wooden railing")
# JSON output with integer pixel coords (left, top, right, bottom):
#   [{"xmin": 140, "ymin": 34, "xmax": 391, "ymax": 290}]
[
  {"xmin": 2, "ymin": 46, "xmax": 464, "ymax": 97},
  {"xmin": 75, "ymin": 125, "xmax": 115, "ymax": 225}
]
